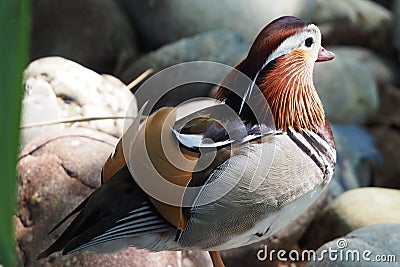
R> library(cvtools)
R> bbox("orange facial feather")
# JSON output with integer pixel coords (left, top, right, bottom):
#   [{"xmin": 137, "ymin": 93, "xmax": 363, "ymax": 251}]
[{"xmin": 259, "ymin": 49, "xmax": 325, "ymax": 132}]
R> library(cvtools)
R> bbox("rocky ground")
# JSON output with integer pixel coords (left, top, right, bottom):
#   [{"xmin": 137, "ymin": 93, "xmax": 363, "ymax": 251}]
[{"xmin": 17, "ymin": 0, "xmax": 400, "ymax": 266}]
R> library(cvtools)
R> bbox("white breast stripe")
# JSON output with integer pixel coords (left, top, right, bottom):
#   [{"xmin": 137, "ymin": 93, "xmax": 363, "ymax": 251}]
[
  {"xmin": 304, "ymin": 130, "xmax": 336, "ymax": 179},
  {"xmin": 309, "ymin": 131, "xmax": 336, "ymax": 161},
  {"xmin": 287, "ymin": 128, "xmax": 336, "ymax": 179}
]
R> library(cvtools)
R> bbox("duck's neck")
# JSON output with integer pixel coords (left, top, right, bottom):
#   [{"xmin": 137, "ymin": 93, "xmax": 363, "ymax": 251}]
[{"xmin": 258, "ymin": 51, "xmax": 325, "ymax": 132}]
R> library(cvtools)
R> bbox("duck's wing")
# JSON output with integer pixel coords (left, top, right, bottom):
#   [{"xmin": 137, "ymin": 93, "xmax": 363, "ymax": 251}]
[
  {"xmin": 100, "ymin": 104, "xmax": 277, "ymax": 235},
  {"xmin": 37, "ymin": 165, "xmax": 172, "ymax": 259},
  {"xmin": 37, "ymin": 106, "xmax": 174, "ymax": 259},
  {"xmin": 38, "ymin": 104, "xmax": 277, "ymax": 258}
]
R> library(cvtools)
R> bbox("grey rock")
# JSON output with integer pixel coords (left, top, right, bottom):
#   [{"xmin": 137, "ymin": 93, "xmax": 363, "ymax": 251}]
[
  {"xmin": 116, "ymin": 0, "xmax": 391, "ymax": 52},
  {"xmin": 328, "ymin": 46, "xmax": 400, "ymax": 87},
  {"xmin": 305, "ymin": 0, "xmax": 393, "ymax": 53},
  {"xmin": 122, "ymin": 30, "xmax": 248, "ymax": 80},
  {"xmin": 122, "ymin": 30, "xmax": 248, "ymax": 109},
  {"xmin": 24, "ymin": 57, "xmax": 137, "ymax": 137},
  {"xmin": 314, "ymin": 50, "xmax": 379, "ymax": 124},
  {"xmin": 31, "ymin": 0, "xmax": 138, "ymax": 75},
  {"xmin": 115, "ymin": 0, "xmax": 308, "ymax": 51},
  {"xmin": 394, "ymin": 0, "xmax": 400, "ymax": 57},
  {"xmin": 21, "ymin": 77, "xmax": 64, "ymax": 147},
  {"xmin": 17, "ymin": 128, "xmax": 181, "ymax": 267},
  {"xmin": 328, "ymin": 125, "xmax": 381, "ymax": 201},
  {"xmin": 372, "ymin": 83, "xmax": 400, "ymax": 127},
  {"xmin": 301, "ymin": 188, "xmax": 400, "ymax": 250},
  {"xmin": 307, "ymin": 224, "xmax": 400, "ymax": 267},
  {"xmin": 371, "ymin": 126, "xmax": 400, "ymax": 189}
]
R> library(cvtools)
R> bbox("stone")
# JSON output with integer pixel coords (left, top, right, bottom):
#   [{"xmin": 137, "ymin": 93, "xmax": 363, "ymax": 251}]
[
  {"xmin": 371, "ymin": 85, "xmax": 400, "ymax": 127},
  {"xmin": 328, "ymin": 47, "xmax": 400, "ymax": 88},
  {"xmin": 368, "ymin": 83, "xmax": 400, "ymax": 189},
  {"xmin": 394, "ymin": 0, "xmax": 400, "ymax": 57},
  {"xmin": 122, "ymin": 30, "xmax": 248, "ymax": 81},
  {"xmin": 304, "ymin": 0, "xmax": 393, "ymax": 53},
  {"xmin": 371, "ymin": 126, "xmax": 400, "ymax": 189},
  {"xmin": 307, "ymin": 224, "xmax": 400, "ymax": 267},
  {"xmin": 24, "ymin": 57, "xmax": 137, "ymax": 137},
  {"xmin": 182, "ymin": 251, "xmax": 213, "ymax": 267},
  {"xmin": 122, "ymin": 30, "xmax": 248, "ymax": 109},
  {"xmin": 31, "ymin": 0, "xmax": 138, "ymax": 75},
  {"xmin": 300, "ymin": 187, "xmax": 400, "ymax": 250},
  {"xmin": 17, "ymin": 128, "xmax": 181, "ymax": 266},
  {"xmin": 116, "ymin": 0, "xmax": 392, "ymax": 53},
  {"xmin": 220, "ymin": 191, "xmax": 328, "ymax": 267},
  {"xmin": 115, "ymin": 0, "xmax": 309, "ymax": 51},
  {"xmin": 20, "ymin": 77, "xmax": 64, "ymax": 147},
  {"xmin": 314, "ymin": 50, "xmax": 379, "ymax": 124},
  {"xmin": 327, "ymin": 125, "xmax": 381, "ymax": 201}
]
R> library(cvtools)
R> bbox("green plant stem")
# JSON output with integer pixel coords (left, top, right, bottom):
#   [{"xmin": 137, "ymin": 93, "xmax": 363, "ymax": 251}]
[{"xmin": 0, "ymin": 0, "xmax": 30, "ymax": 266}]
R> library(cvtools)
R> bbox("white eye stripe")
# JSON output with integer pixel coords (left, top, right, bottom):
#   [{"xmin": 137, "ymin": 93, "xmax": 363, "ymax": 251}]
[
  {"xmin": 261, "ymin": 24, "xmax": 321, "ymax": 71},
  {"xmin": 238, "ymin": 24, "xmax": 321, "ymax": 115}
]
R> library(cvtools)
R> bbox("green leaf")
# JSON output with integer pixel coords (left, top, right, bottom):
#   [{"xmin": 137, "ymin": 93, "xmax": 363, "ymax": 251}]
[{"xmin": 0, "ymin": 0, "xmax": 30, "ymax": 266}]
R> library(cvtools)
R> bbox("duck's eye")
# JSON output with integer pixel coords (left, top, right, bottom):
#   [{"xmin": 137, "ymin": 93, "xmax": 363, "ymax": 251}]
[{"xmin": 305, "ymin": 37, "xmax": 314, "ymax": 47}]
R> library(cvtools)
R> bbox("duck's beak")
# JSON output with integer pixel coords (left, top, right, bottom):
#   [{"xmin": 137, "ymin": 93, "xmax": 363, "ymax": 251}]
[{"xmin": 316, "ymin": 46, "xmax": 334, "ymax": 62}]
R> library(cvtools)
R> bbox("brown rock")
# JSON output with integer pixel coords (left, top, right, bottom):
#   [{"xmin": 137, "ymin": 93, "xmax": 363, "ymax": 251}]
[
  {"xmin": 371, "ymin": 126, "xmax": 400, "ymax": 189},
  {"xmin": 17, "ymin": 128, "xmax": 181, "ymax": 266},
  {"xmin": 371, "ymin": 85, "xmax": 400, "ymax": 127},
  {"xmin": 182, "ymin": 251, "xmax": 213, "ymax": 267}
]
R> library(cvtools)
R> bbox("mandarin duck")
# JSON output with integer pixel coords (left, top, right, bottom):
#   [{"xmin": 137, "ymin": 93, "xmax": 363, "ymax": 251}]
[{"xmin": 38, "ymin": 16, "xmax": 336, "ymax": 267}]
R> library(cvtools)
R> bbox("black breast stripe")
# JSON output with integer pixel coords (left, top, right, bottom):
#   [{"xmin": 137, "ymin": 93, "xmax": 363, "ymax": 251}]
[
  {"xmin": 287, "ymin": 128, "xmax": 335, "ymax": 178},
  {"xmin": 302, "ymin": 130, "xmax": 335, "ymax": 166}
]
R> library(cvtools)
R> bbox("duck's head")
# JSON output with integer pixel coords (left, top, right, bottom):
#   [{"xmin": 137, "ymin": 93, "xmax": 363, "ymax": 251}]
[{"xmin": 217, "ymin": 16, "xmax": 334, "ymax": 132}]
